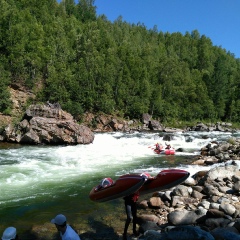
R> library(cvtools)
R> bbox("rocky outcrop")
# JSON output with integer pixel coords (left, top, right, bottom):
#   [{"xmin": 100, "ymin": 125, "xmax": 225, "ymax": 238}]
[
  {"xmin": 190, "ymin": 138, "xmax": 240, "ymax": 165},
  {"xmin": 81, "ymin": 113, "xmax": 239, "ymax": 133},
  {"xmin": 0, "ymin": 103, "xmax": 94, "ymax": 145},
  {"xmin": 186, "ymin": 121, "xmax": 235, "ymax": 132},
  {"xmin": 136, "ymin": 163, "xmax": 240, "ymax": 240},
  {"xmin": 201, "ymin": 138, "xmax": 240, "ymax": 160}
]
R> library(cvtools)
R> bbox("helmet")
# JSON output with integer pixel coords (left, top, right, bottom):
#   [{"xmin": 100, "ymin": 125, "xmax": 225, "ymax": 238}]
[
  {"xmin": 140, "ymin": 172, "xmax": 151, "ymax": 179},
  {"xmin": 101, "ymin": 178, "xmax": 113, "ymax": 187}
]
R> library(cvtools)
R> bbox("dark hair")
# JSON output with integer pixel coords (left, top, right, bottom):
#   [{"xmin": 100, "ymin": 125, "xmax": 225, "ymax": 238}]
[{"xmin": 57, "ymin": 221, "xmax": 67, "ymax": 228}]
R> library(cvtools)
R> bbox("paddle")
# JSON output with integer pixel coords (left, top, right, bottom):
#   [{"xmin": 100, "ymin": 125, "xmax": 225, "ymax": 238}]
[
  {"xmin": 148, "ymin": 144, "xmax": 156, "ymax": 147},
  {"xmin": 148, "ymin": 145, "xmax": 156, "ymax": 150}
]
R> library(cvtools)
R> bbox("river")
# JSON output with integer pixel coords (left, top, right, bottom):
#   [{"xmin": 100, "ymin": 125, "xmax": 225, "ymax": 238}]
[{"xmin": 0, "ymin": 130, "xmax": 239, "ymax": 238}]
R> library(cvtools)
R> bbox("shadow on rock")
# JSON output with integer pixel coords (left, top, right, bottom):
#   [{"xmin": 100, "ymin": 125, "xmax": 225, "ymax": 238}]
[{"xmin": 80, "ymin": 217, "xmax": 120, "ymax": 240}]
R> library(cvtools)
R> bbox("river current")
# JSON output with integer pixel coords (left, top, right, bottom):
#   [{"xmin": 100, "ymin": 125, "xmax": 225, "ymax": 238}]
[{"xmin": 0, "ymin": 130, "xmax": 240, "ymax": 236}]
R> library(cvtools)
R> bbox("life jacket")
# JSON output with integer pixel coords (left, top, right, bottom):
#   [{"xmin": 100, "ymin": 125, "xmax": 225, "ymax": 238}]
[
  {"xmin": 131, "ymin": 191, "xmax": 139, "ymax": 202},
  {"xmin": 124, "ymin": 191, "xmax": 139, "ymax": 202}
]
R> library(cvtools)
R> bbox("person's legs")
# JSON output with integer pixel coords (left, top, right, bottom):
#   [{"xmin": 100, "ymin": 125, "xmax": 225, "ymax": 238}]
[
  {"xmin": 131, "ymin": 202, "xmax": 138, "ymax": 235},
  {"xmin": 123, "ymin": 203, "xmax": 133, "ymax": 238}
]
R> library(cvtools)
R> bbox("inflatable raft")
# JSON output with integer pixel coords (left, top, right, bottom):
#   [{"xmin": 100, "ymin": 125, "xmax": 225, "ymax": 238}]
[{"xmin": 154, "ymin": 148, "xmax": 175, "ymax": 155}]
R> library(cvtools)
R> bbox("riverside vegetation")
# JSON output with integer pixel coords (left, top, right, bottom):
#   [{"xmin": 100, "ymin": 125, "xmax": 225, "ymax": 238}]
[{"xmin": 0, "ymin": 0, "xmax": 240, "ymax": 131}]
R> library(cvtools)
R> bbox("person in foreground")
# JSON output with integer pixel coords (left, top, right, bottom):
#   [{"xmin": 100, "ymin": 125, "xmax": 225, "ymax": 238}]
[
  {"xmin": 1, "ymin": 227, "xmax": 18, "ymax": 240},
  {"xmin": 51, "ymin": 214, "xmax": 81, "ymax": 240},
  {"xmin": 123, "ymin": 191, "xmax": 140, "ymax": 240}
]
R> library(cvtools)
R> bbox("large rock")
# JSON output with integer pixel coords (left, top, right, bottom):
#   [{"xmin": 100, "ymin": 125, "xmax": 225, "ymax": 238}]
[
  {"xmin": 2, "ymin": 104, "xmax": 94, "ymax": 145},
  {"xmin": 144, "ymin": 226, "xmax": 215, "ymax": 240}
]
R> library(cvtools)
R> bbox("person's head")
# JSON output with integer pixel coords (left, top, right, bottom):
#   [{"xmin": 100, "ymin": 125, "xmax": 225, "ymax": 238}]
[
  {"xmin": 1, "ymin": 227, "xmax": 18, "ymax": 240},
  {"xmin": 51, "ymin": 214, "xmax": 67, "ymax": 231}
]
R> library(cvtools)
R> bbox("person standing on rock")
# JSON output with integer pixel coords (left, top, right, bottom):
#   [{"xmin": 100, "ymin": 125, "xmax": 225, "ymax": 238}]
[
  {"xmin": 123, "ymin": 191, "xmax": 140, "ymax": 240},
  {"xmin": 51, "ymin": 214, "xmax": 81, "ymax": 240}
]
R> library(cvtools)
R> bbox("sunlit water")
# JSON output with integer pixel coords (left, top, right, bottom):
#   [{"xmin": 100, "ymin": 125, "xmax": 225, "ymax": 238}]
[{"xmin": 0, "ymin": 131, "xmax": 239, "ymax": 235}]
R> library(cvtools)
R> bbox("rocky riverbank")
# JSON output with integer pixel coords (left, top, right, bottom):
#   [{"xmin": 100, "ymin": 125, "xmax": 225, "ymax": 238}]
[
  {"xmin": 133, "ymin": 161, "xmax": 240, "ymax": 240},
  {"xmin": 127, "ymin": 137, "xmax": 240, "ymax": 240}
]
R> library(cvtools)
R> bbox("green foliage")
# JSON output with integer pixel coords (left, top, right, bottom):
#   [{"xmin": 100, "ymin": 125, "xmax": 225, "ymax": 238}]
[
  {"xmin": 0, "ymin": 66, "xmax": 12, "ymax": 114},
  {"xmin": 227, "ymin": 137, "xmax": 236, "ymax": 145},
  {"xmin": 0, "ymin": 0, "xmax": 240, "ymax": 123}
]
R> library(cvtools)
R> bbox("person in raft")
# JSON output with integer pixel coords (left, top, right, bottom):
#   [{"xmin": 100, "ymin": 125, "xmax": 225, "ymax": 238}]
[
  {"xmin": 123, "ymin": 191, "xmax": 140, "ymax": 240},
  {"xmin": 51, "ymin": 214, "xmax": 81, "ymax": 240},
  {"xmin": 165, "ymin": 142, "xmax": 172, "ymax": 149},
  {"xmin": 155, "ymin": 142, "xmax": 163, "ymax": 152},
  {"xmin": 1, "ymin": 227, "xmax": 19, "ymax": 240}
]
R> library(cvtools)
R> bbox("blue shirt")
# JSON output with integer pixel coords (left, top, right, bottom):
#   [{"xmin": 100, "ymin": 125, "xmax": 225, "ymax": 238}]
[{"xmin": 60, "ymin": 225, "xmax": 81, "ymax": 240}]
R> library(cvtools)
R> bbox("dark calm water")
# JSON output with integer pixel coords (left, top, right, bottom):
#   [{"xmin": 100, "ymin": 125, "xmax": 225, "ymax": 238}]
[{"xmin": 0, "ymin": 131, "xmax": 239, "ymax": 236}]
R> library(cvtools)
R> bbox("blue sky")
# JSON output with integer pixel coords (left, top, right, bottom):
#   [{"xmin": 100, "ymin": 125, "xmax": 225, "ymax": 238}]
[{"xmin": 94, "ymin": 0, "xmax": 240, "ymax": 59}]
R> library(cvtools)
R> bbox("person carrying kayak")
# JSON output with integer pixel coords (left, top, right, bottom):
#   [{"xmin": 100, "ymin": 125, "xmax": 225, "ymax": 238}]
[{"xmin": 123, "ymin": 191, "xmax": 140, "ymax": 240}]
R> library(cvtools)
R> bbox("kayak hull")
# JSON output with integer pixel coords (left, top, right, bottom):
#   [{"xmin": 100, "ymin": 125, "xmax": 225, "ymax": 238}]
[
  {"xmin": 90, "ymin": 169, "xmax": 190, "ymax": 201},
  {"xmin": 139, "ymin": 169, "xmax": 190, "ymax": 195},
  {"xmin": 89, "ymin": 174, "xmax": 146, "ymax": 202}
]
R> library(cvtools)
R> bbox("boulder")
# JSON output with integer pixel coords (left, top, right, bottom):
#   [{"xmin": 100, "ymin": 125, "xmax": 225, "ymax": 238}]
[{"xmin": 1, "ymin": 104, "xmax": 94, "ymax": 145}]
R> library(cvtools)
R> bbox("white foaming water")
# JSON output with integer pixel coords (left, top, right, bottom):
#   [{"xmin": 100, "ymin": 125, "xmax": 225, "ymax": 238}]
[{"xmin": 0, "ymin": 131, "xmax": 237, "ymax": 205}]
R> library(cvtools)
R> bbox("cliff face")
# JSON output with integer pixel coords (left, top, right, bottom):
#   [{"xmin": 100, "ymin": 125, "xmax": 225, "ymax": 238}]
[
  {"xmin": 9, "ymin": 84, "xmax": 36, "ymax": 117},
  {"xmin": 0, "ymin": 85, "xmax": 34, "ymax": 126}
]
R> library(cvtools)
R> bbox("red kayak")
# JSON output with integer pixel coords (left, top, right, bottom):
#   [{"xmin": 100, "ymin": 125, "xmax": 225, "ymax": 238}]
[
  {"xmin": 139, "ymin": 169, "xmax": 189, "ymax": 195},
  {"xmin": 89, "ymin": 174, "xmax": 146, "ymax": 202}
]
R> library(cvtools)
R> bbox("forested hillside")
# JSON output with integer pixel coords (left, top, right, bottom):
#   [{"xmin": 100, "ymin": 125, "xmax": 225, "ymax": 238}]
[{"xmin": 0, "ymin": 0, "xmax": 240, "ymax": 125}]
